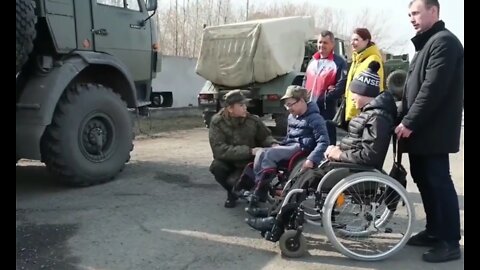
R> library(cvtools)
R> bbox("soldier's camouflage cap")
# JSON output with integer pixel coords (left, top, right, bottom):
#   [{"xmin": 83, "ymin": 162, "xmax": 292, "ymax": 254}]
[{"xmin": 224, "ymin": 90, "xmax": 250, "ymax": 106}]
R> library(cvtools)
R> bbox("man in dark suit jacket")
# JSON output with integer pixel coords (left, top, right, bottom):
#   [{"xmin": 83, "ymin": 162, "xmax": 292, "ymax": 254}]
[{"xmin": 396, "ymin": 0, "xmax": 463, "ymax": 263}]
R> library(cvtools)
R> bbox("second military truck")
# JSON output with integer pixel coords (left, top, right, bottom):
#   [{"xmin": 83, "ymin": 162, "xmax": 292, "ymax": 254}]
[{"xmin": 195, "ymin": 17, "xmax": 347, "ymax": 135}]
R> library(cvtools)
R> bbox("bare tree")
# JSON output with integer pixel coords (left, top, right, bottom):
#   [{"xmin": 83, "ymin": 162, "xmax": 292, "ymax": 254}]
[
  {"xmin": 156, "ymin": 0, "xmax": 223, "ymax": 57},
  {"xmin": 350, "ymin": 8, "xmax": 408, "ymax": 54},
  {"xmin": 216, "ymin": 0, "xmax": 221, "ymax": 25},
  {"xmin": 174, "ymin": 0, "xmax": 178, "ymax": 55},
  {"xmin": 206, "ymin": 0, "xmax": 213, "ymax": 26},
  {"xmin": 192, "ymin": 0, "xmax": 199, "ymax": 57},
  {"xmin": 314, "ymin": 8, "xmax": 349, "ymax": 37},
  {"xmin": 247, "ymin": 1, "xmax": 317, "ymax": 20},
  {"xmin": 155, "ymin": 1, "xmax": 404, "ymax": 58},
  {"xmin": 98, "ymin": 0, "xmax": 123, "ymax": 6}
]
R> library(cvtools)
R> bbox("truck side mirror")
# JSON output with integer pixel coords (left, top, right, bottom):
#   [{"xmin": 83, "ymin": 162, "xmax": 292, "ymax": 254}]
[
  {"xmin": 140, "ymin": 0, "xmax": 158, "ymax": 26},
  {"xmin": 146, "ymin": 0, "xmax": 157, "ymax": 11}
]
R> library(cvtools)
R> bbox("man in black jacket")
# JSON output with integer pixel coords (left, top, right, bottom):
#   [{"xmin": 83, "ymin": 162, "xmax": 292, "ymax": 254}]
[{"xmin": 395, "ymin": 0, "xmax": 463, "ymax": 263}]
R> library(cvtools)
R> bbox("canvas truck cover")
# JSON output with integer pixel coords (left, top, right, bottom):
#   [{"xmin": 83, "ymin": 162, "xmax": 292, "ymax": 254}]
[{"xmin": 195, "ymin": 16, "xmax": 315, "ymax": 87}]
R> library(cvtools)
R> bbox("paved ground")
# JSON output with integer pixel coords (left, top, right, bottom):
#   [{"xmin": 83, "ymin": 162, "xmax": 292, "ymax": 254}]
[{"xmin": 16, "ymin": 116, "xmax": 464, "ymax": 270}]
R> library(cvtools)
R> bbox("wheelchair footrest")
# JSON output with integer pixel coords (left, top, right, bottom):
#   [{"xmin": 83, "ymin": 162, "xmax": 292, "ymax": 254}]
[{"xmin": 264, "ymin": 226, "xmax": 283, "ymax": 242}]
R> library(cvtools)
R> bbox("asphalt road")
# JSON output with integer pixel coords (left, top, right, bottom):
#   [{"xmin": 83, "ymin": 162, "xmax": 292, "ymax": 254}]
[{"xmin": 16, "ymin": 120, "xmax": 464, "ymax": 270}]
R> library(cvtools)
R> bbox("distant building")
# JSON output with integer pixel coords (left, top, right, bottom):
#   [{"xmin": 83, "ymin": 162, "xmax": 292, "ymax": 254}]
[{"xmin": 151, "ymin": 55, "xmax": 206, "ymax": 108}]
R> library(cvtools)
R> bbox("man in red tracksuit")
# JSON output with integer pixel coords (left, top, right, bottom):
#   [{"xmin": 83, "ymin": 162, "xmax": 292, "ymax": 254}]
[{"xmin": 303, "ymin": 30, "xmax": 347, "ymax": 145}]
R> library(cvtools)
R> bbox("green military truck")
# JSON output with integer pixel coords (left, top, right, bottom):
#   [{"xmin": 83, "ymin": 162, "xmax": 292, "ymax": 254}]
[
  {"xmin": 196, "ymin": 17, "xmax": 348, "ymax": 135},
  {"xmin": 384, "ymin": 53, "xmax": 409, "ymax": 101},
  {"xmin": 16, "ymin": 0, "xmax": 161, "ymax": 186}
]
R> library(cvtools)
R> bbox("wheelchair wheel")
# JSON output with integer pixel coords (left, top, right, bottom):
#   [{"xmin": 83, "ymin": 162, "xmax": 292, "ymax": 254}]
[
  {"xmin": 279, "ymin": 230, "xmax": 307, "ymax": 258},
  {"xmin": 299, "ymin": 194, "xmax": 323, "ymax": 221},
  {"xmin": 322, "ymin": 172, "xmax": 414, "ymax": 261},
  {"xmin": 276, "ymin": 157, "xmax": 306, "ymax": 198},
  {"xmin": 336, "ymin": 207, "xmax": 394, "ymax": 238},
  {"xmin": 289, "ymin": 157, "xmax": 305, "ymax": 179}
]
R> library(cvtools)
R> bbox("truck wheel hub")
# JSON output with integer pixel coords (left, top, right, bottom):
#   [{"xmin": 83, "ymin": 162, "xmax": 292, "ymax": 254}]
[{"xmin": 81, "ymin": 116, "xmax": 112, "ymax": 161}]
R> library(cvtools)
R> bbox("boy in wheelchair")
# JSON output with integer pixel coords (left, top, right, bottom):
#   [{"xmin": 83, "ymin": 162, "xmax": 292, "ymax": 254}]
[
  {"xmin": 244, "ymin": 85, "xmax": 330, "ymax": 211},
  {"xmin": 245, "ymin": 61, "xmax": 399, "ymax": 238}
]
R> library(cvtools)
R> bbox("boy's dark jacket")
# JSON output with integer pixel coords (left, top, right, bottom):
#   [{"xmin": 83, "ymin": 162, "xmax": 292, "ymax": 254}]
[{"xmin": 340, "ymin": 91, "xmax": 397, "ymax": 169}]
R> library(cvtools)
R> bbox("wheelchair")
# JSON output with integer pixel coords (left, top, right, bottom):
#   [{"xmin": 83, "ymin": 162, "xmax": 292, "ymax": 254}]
[
  {"xmin": 235, "ymin": 150, "xmax": 309, "ymax": 201},
  {"xmin": 256, "ymin": 160, "xmax": 414, "ymax": 261},
  {"xmin": 266, "ymin": 150, "xmax": 309, "ymax": 200}
]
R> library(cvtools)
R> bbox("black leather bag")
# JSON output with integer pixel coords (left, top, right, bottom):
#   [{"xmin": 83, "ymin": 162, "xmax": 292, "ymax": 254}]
[
  {"xmin": 389, "ymin": 162, "xmax": 407, "ymax": 187},
  {"xmin": 385, "ymin": 135, "xmax": 407, "ymax": 211},
  {"xmin": 332, "ymin": 97, "xmax": 348, "ymax": 130}
]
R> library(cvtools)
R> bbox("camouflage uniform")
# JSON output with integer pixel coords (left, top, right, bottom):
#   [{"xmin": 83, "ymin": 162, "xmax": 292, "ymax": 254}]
[{"xmin": 209, "ymin": 109, "xmax": 276, "ymax": 193}]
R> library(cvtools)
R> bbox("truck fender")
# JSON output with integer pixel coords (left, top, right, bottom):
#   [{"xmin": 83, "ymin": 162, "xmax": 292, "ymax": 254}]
[
  {"xmin": 16, "ymin": 53, "xmax": 137, "ymax": 159},
  {"xmin": 75, "ymin": 51, "xmax": 138, "ymax": 107}
]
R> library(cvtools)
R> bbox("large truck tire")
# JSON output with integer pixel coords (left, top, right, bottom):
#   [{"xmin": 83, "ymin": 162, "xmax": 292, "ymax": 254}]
[
  {"xmin": 41, "ymin": 83, "xmax": 134, "ymax": 186},
  {"xmin": 16, "ymin": 0, "xmax": 37, "ymax": 74},
  {"xmin": 386, "ymin": 69, "xmax": 407, "ymax": 101}
]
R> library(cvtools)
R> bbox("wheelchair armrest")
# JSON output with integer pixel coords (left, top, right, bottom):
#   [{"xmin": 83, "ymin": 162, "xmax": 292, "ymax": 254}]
[{"xmin": 322, "ymin": 161, "xmax": 376, "ymax": 172}]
